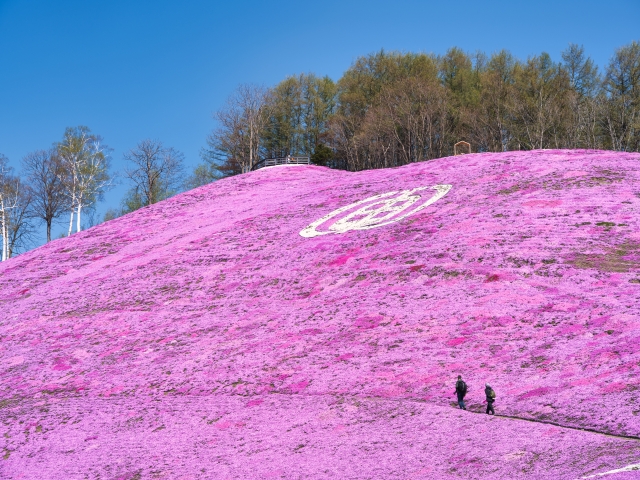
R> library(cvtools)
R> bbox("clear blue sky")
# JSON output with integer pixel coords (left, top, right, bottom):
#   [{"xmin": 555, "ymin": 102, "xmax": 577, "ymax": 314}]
[{"xmin": 1, "ymin": 0, "xmax": 639, "ymax": 237}]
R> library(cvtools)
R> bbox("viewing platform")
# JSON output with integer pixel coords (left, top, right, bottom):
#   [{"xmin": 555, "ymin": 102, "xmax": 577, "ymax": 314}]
[{"xmin": 251, "ymin": 156, "xmax": 312, "ymax": 171}]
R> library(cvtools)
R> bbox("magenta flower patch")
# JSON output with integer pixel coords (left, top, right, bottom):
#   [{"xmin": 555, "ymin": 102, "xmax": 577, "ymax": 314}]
[{"xmin": 1, "ymin": 150, "xmax": 640, "ymax": 478}]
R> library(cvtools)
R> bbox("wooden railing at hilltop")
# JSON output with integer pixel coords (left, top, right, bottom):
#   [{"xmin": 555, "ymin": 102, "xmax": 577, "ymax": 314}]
[{"xmin": 250, "ymin": 156, "xmax": 312, "ymax": 171}]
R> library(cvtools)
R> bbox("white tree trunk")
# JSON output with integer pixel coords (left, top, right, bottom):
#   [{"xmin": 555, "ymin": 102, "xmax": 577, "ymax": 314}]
[
  {"xmin": 0, "ymin": 197, "xmax": 8, "ymax": 261},
  {"xmin": 67, "ymin": 208, "xmax": 74, "ymax": 236},
  {"xmin": 1, "ymin": 207, "xmax": 6, "ymax": 262},
  {"xmin": 4, "ymin": 220, "xmax": 9, "ymax": 260},
  {"xmin": 76, "ymin": 204, "xmax": 82, "ymax": 232}
]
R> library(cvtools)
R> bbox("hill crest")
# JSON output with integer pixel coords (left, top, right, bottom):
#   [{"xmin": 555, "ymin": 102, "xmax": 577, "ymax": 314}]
[{"xmin": 2, "ymin": 149, "xmax": 640, "ymax": 479}]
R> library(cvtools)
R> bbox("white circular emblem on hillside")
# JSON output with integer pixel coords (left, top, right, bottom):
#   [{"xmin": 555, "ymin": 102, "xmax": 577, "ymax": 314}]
[{"xmin": 300, "ymin": 184, "xmax": 452, "ymax": 238}]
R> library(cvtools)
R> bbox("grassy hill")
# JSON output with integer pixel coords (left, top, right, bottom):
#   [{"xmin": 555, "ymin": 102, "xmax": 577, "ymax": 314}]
[{"xmin": 1, "ymin": 150, "xmax": 640, "ymax": 479}]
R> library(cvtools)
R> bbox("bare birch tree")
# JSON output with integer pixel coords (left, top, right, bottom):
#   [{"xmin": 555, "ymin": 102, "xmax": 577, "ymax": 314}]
[
  {"xmin": 0, "ymin": 155, "xmax": 17, "ymax": 261},
  {"xmin": 0, "ymin": 155, "xmax": 32, "ymax": 260},
  {"xmin": 57, "ymin": 126, "xmax": 111, "ymax": 235}
]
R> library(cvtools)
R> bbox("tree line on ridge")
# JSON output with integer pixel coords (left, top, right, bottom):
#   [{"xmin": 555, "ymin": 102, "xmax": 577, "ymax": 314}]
[
  {"xmin": 1, "ymin": 42, "xmax": 638, "ymax": 259},
  {"xmin": 199, "ymin": 42, "xmax": 640, "ymax": 176},
  {"xmin": 0, "ymin": 130, "xmax": 186, "ymax": 259}
]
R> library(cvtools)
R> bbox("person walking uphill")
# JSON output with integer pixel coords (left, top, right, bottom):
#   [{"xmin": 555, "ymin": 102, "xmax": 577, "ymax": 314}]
[
  {"xmin": 454, "ymin": 375, "xmax": 467, "ymax": 410},
  {"xmin": 485, "ymin": 383, "xmax": 496, "ymax": 415}
]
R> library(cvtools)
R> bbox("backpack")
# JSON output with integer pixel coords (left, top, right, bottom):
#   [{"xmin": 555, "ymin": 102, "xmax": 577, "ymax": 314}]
[
  {"xmin": 488, "ymin": 388, "xmax": 496, "ymax": 399},
  {"xmin": 457, "ymin": 380, "xmax": 467, "ymax": 395}
]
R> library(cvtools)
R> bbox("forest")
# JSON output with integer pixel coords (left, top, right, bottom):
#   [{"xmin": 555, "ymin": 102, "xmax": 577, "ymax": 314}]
[
  {"xmin": 1, "ymin": 41, "xmax": 639, "ymax": 259},
  {"xmin": 203, "ymin": 42, "xmax": 640, "ymax": 175}
]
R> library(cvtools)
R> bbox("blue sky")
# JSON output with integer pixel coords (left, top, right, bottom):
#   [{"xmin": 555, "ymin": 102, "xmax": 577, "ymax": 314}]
[{"xmin": 1, "ymin": 0, "xmax": 639, "ymax": 237}]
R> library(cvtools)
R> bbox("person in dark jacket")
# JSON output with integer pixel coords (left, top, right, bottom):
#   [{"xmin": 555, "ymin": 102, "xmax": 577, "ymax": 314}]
[
  {"xmin": 454, "ymin": 375, "xmax": 467, "ymax": 410},
  {"xmin": 485, "ymin": 383, "xmax": 496, "ymax": 415}
]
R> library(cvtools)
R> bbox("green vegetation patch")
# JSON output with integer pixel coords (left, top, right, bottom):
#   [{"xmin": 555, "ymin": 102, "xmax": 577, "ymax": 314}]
[{"xmin": 568, "ymin": 241, "xmax": 640, "ymax": 273}]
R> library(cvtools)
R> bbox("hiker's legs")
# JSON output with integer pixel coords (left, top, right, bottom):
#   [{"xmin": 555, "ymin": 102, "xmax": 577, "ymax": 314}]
[
  {"xmin": 458, "ymin": 399, "xmax": 466, "ymax": 410},
  {"xmin": 486, "ymin": 402, "xmax": 494, "ymax": 415}
]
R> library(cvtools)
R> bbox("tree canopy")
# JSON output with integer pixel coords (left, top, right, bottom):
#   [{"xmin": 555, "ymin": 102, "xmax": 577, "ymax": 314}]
[{"xmin": 201, "ymin": 41, "xmax": 640, "ymax": 176}]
